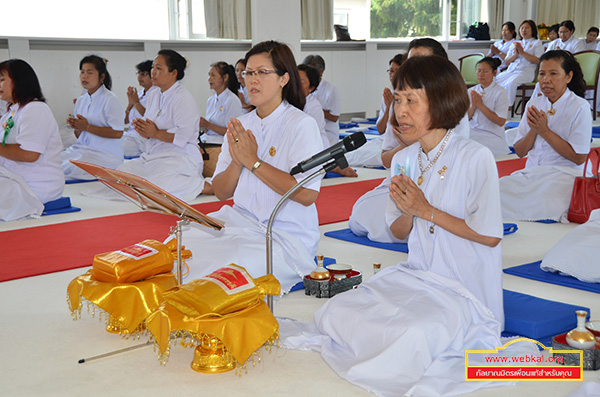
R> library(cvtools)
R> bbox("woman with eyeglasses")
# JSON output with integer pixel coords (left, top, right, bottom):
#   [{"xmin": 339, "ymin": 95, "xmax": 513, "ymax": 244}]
[
  {"xmin": 500, "ymin": 50, "xmax": 591, "ymax": 222},
  {"xmin": 176, "ymin": 40, "xmax": 323, "ymax": 294},
  {"xmin": 0, "ymin": 59, "xmax": 64, "ymax": 221},
  {"xmin": 122, "ymin": 60, "xmax": 158, "ymax": 158},
  {"xmin": 62, "ymin": 55, "xmax": 124, "ymax": 180}
]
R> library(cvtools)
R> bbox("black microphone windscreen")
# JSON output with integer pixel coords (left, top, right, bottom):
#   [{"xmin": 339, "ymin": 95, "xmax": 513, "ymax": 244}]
[{"xmin": 343, "ymin": 132, "xmax": 367, "ymax": 151}]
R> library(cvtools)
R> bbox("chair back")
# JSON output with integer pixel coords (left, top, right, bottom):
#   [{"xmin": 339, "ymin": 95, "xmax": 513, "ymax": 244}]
[
  {"xmin": 574, "ymin": 50, "xmax": 600, "ymax": 88},
  {"xmin": 458, "ymin": 53, "xmax": 484, "ymax": 86}
]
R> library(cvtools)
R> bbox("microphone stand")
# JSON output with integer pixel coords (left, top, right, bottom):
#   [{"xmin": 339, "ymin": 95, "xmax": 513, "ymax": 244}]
[{"xmin": 266, "ymin": 156, "xmax": 346, "ymax": 312}]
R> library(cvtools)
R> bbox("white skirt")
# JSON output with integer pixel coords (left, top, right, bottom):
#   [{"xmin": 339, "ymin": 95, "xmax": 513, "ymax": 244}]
[
  {"xmin": 345, "ymin": 136, "xmax": 384, "ymax": 168},
  {"xmin": 178, "ymin": 205, "xmax": 316, "ymax": 294},
  {"xmin": 280, "ymin": 265, "xmax": 536, "ymax": 396},
  {"xmin": 62, "ymin": 144, "xmax": 123, "ymax": 181},
  {"xmin": 0, "ymin": 166, "xmax": 44, "ymax": 221},
  {"xmin": 82, "ymin": 151, "xmax": 205, "ymax": 202},
  {"xmin": 499, "ymin": 165, "xmax": 580, "ymax": 222},
  {"xmin": 348, "ymin": 179, "xmax": 406, "ymax": 243}
]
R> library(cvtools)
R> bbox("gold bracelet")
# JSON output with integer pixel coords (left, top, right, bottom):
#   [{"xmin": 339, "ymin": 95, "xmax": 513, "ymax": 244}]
[{"xmin": 251, "ymin": 160, "xmax": 263, "ymax": 173}]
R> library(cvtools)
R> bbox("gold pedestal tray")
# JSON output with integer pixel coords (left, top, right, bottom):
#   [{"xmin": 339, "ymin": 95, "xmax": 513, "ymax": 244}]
[{"xmin": 191, "ymin": 335, "xmax": 236, "ymax": 373}]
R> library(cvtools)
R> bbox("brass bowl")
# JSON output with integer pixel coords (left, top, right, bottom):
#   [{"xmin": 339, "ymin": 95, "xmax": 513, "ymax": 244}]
[{"xmin": 191, "ymin": 335, "xmax": 236, "ymax": 373}]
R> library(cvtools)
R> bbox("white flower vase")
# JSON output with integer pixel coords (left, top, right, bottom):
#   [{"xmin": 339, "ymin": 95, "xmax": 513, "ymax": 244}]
[{"xmin": 566, "ymin": 310, "xmax": 596, "ymax": 350}]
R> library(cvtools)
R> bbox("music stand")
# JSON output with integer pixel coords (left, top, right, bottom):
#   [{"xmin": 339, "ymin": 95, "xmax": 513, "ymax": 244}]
[{"xmin": 71, "ymin": 160, "xmax": 224, "ymax": 285}]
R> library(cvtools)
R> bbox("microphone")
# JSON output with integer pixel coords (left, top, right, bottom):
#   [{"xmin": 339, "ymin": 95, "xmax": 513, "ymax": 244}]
[{"xmin": 290, "ymin": 132, "xmax": 366, "ymax": 175}]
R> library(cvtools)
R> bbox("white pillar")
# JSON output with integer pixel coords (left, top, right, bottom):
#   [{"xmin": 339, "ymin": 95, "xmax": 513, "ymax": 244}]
[{"xmin": 251, "ymin": 0, "xmax": 302, "ymax": 58}]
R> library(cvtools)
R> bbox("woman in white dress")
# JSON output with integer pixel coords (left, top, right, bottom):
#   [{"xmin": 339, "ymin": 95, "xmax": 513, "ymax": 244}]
[
  {"xmin": 122, "ymin": 60, "xmax": 158, "ymax": 158},
  {"xmin": 349, "ymin": 38, "xmax": 469, "ymax": 243},
  {"xmin": 281, "ymin": 56, "xmax": 506, "ymax": 396},
  {"xmin": 199, "ymin": 62, "xmax": 244, "ymax": 177},
  {"xmin": 545, "ymin": 20, "xmax": 585, "ymax": 53},
  {"xmin": 0, "ymin": 59, "xmax": 64, "ymax": 221},
  {"xmin": 111, "ymin": 49, "xmax": 211, "ymax": 200},
  {"xmin": 179, "ymin": 41, "xmax": 324, "ymax": 293},
  {"xmin": 496, "ymin": 20, "xmax": 544, "ymax": 107},
  {"xmin": 488, "ymin": 21, "xmax": 516, "ymax": 72},
  {"xmin": 500, "ymin": 50, "xmax": 592, "ymax": 222},
  {"xmin": 63, "ymin": 55, "xmax": 124, "ymax": 180},
  {"xmin": 468, "ymin": 57, "xmax": 510, "ymax": 156}
]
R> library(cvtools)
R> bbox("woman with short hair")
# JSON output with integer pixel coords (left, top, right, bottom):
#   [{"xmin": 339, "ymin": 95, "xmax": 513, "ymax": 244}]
[{"xmin": 281, "ymin": 55, "xmax": 506, "ymax": 396}]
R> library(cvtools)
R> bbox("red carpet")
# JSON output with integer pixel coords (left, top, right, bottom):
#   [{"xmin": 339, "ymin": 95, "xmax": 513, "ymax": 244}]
[
  {"xmin": 497, "ymin": 157, "xmax": 527, "ymax": 178},
  {"xmin": 0, "ymin": 178, "xmax": 383, "ymax": 282}
]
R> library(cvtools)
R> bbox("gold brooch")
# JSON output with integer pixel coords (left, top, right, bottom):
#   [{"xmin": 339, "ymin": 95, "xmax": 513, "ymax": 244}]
[
  {"xmin": 547, "ymin": 108, "xmax": 555, "ymax": 116},
  {"xmin": 269, "ymin": 146, "xmax": 276, "ymax": 156},
  {"xmin": 438, "ymin": 166, "xmax": 447, "ymax": 180},
  {"xmin": 220, "ymin": 106, "xmax": 223, "ymax": 111}
]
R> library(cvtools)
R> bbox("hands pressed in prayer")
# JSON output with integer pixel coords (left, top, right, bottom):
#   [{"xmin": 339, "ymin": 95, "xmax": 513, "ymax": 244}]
[
  {"xmin": 383, "ymin": 88, "xmax": 394, "ymax": 109},
  {"xmin": 132, "ymin": 118, "xmax": 158, "ymax": 139},
  {"xmin": 470, "ymin": 90, "xmax": 484, "ymax": 109},
  {"xmin": 490, "ymin": 45, "xmax": 501, "ymax": 55},
  {"xmin": 66, "ymin": 114, "xmax": 89, "ymax": 132},
  {"xmin": 126, "ymin": 86, "xmax": 139, "ymax": 106},
  {"xmin": 226, "ymin": 118, "xmax": 259, "ymax": 170},
  {"xmin": 514, "ymin": 42, "xmax": 523, "ymax": 55},
  {"xmin": 389, "ymin": 174, "xmax": 432, "ymax": 219},
  {"xmin": 526, "ymin": 105, "xmax": 549, "ymax": 136}
]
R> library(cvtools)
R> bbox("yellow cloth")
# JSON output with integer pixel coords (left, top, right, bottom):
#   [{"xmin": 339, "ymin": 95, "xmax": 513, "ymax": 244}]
[
  {"xmin": 67, "ymin": 270, "xmax": 177, "ymax": 333},
  {"xmin": 92, "ymin": 239, "xmax": 191, "ymax": 284},
  {"xmin": 146, "ymin": 300, "xmax": 278, "ymax": 365},
  {"xmin": 162, "ymin": 263, "xmax": 280, "ymax": 317}
]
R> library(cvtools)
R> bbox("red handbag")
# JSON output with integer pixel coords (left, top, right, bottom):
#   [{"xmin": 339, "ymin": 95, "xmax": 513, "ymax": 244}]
[{"xmin": 567, "ymin": 147, "xmax": 600, "ymax": 223}]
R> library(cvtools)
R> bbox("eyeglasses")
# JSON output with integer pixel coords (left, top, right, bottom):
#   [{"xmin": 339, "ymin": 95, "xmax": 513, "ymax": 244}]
[
  {"xmin": 387, "ymin": 69, "xmax": 398, "ymax": 75},
  {"xmin": 136, "ymin": 71, "xmax": 149, "ymax": 76},
  {"xmin": 241, "ymin": 69, "xmax": 279, "ymax": 78}
]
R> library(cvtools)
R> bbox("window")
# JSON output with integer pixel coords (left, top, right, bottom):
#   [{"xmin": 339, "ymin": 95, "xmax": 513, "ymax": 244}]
[
  {"xmin": 335, "ymin": 0, "xmax": 488, "ymax": 40},
  {"xmin": 0, "ymin": 0, "xmax": 170, "ymax": 40},
  {"xmin": 174, "ymin": 0, "xmax": 207, "ymax": 39}
]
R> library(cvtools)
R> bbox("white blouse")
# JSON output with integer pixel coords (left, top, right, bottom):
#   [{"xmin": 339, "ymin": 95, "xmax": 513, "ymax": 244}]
[
  {"xmin": 0, "ymin": 102, "xmax": 64, "ymax": 203},
  {"xmin": 505, "ymin": 38, "xmax": 544, "ymax": 74},
  {"xmin": 468, "ymin": 81, "xmax": 510, "ymax": 155},
  {"xmin": 142, "ymin": 81, "xmax": 202, "ymax": 163},
  {"xmin": 214, "ymin": 101, "xmax": 323, "ymax": 255},
  {"xmin": 201, "ymin": 89, "xmax": 243, "ymax": 145},
  {"xmin": 73, "ymin": 85, "xmax": 124, "ymax": 159},
  {"xmin": 515, "ymin": 88, "xmax": 591, "ymax": 170},
  {"xmin": 303, "ymin": 91, "xmax": 328, "ymax": 149}
]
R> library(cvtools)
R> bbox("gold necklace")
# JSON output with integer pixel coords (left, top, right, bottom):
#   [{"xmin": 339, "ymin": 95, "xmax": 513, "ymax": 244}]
[
  {"xmin": 417, "ymin": 129, "xmax": 453, "ymax": 186},
  {"xmin": 547, "ymin": 103, "xmax": 555, "ymax": 116}
]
